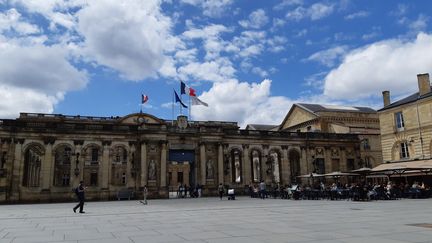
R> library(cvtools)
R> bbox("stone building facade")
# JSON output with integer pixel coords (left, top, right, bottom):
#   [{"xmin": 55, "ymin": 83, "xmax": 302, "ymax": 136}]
[
  {"xmin": 379, "ymin": 73, "xmax": 432, "ymax": 162},
  {"xmin": 0, "ymin": 110, "xmax": 374, "ymax": 203},
  {"xmin": 279, "ymin": 103, "xmax": 382, "ymax": 170}
]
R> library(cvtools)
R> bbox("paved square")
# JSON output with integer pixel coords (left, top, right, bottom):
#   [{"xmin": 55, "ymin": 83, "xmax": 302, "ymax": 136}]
[{"xmin": 1, "ymin": 197, "xmax": 432, "ymax": 243}]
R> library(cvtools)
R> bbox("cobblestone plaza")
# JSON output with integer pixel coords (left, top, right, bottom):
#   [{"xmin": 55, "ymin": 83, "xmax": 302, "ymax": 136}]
[{"xmin": 1, "ymin": 197, "xmax": 432, "ymax": 243}]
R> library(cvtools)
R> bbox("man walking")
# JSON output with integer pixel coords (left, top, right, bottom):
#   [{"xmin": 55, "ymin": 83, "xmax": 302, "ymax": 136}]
[
  {"xmin": 218, "ymin": 183, "xmax": 224, "ymax": 200},
  {"xmin": 140, "ymin": 185, "xmax": 148, "ymax": 205},
  {"xmin": 73, "ymin": 181, "xmax": 86, "ymax": 213}
]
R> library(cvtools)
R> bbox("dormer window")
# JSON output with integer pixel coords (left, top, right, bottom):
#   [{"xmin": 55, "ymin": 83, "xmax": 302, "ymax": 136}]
[{"xmin": 395, "ymin": 112, "xmax": 405, "ymax": 131}]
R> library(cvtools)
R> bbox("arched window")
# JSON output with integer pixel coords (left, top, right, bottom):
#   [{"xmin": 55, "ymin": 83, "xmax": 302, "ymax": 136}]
[
  {"xmin": 112, "ymin": 146, "xmax": 128, "ymax": 164},
  {"xmin": 54, "ymin": 145, "xmax": 72, "ymax": 186},
  {"xmin": 22, "ymin": 145, "xmax": 43, "ymax": 187},
  {"xmin": 251, "ymin": 150, "xmax": 261, "ymax": 183}
]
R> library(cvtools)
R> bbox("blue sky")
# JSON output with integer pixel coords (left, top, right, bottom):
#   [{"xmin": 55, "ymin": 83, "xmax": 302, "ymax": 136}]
[{"xmin": 1, "ymin": 0, "xmax": 432, "ymax": 127}]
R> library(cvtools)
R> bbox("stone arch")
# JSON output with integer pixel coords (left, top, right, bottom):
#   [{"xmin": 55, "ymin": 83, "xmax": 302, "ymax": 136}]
[
  {"xmin": 22, "ymin": 143, "xmax": 44, "ymax": 187},
  {"xmin": 81, "ymin": 143, "xmax": 102, "ymax": 186},
  {"xmin": 288, "ymin": 148, "xmax": 301, "ymax": 183},
  {"xmin": 53, "ymin": 143, "xmax": 73, "ymax": 186},
  {"xmin": 110, "ymin": 144, "xmax": 129, "ymax": 164}
]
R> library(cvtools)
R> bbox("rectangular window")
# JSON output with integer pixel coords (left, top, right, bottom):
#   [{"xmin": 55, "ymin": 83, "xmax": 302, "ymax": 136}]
[
  {"xmin": 400, "ymin": 142, "xmax": 410, "ymax": 159},
  {"xmin": 395, "ymin": 112, "xmax": 405, "ymax": 131},
  {"xmin": 90, "ymin": 172, "xmax": 98, "ymax": 186},
  {"xmin": 347, "ymin": 159, "xmax": 355, "ymax": 171},
  {"xmin": 91, "ymin": 148, "xmax": 99, "ymax": 162}
]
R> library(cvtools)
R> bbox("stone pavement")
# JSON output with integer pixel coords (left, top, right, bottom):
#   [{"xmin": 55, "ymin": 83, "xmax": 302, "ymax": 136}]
[{"xmin": 1, "ymin": 197, "xmax": 432, "ymax": 243}]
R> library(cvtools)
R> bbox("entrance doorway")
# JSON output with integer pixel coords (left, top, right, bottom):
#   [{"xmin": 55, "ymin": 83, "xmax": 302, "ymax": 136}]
[{"xmin": 168, "ymin": 150, "xmax": 195, "ymax": 198}]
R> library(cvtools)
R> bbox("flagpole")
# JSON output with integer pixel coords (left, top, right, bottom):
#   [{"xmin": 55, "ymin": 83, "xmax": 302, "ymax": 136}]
[
  {"xmin": 172, "ymin": 90, "xmax": 174, "ymax": 125},
  {"xmin": 189, "ymin": 95, "xmax": 191, "ymax": 120}
]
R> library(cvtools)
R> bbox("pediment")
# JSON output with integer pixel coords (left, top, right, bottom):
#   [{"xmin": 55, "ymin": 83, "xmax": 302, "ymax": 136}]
[
  {"xmin": 118, "ymin": 113, "xmax": 165, "ymax": 125},
  {"xmin": 280, "ymin": 105, "xmax": 317, "ymax": 130}
]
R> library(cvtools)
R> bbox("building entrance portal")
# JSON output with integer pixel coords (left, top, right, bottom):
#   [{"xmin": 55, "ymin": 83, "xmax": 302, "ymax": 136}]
[{"xmin": 168, "ymin": 150, "xmax": 195, "ymax": 197}]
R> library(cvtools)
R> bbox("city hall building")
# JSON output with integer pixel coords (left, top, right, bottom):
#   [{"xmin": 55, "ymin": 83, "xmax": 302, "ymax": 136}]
[{"xmin": 0, "ymin": 104, "xmax": 381, "ymax": 203}]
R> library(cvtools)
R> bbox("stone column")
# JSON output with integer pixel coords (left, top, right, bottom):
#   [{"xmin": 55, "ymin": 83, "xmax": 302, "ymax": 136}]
[
  {"xmin": 263, "ymin": 145, "xmax": 270, "ymax": 184},
  {"xmin": 218, "ymin": 143, "xmax": 224, "ymax": 185},
  {"xmin": 324, "ymin": 147, "xmax": 332, "ymax": 174},
  {"xmin": 281, "ymin": 146, "xmax": 290, "ymax": 185},
  {"xmin": 10, "ymin": 139, "xmax": 24, "ymax": 201},
  {"xmin": 160, "ymin": 141, "xmax": 167, "ymax": 187},
  {"xmin": 41, "ymin": 142, "xmax": 53, "ymax": 190},
  {"xmin": 200, "ymin": 142, "xmax": 206, "ymax": 186},
  {"xmin": 339, "ymin": 147, "xmax": 347, "ymax": 172},
  {"xmin": 140, "ymin": 141, "xmax": 147, "ymax": 187},
  {"xmin": 242, "ymin": 144, "xmax": 250, "ymax": 185},
  {"xmin": 300, "ymin": 146, "xmax": 308, "ymax": 176},
  {"xmin": 101, "ymin": 141, "xmax": 110, "ymax": 189}
]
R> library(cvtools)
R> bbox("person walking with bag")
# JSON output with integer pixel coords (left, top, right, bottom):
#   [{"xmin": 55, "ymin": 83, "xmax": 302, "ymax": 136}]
[
  {"xmin": 140, "ymin": 185, "xmax": 148, "ymax": 205},
  {"xmin": 73, "ymin": 181, "xmax": 86, "ymax": 213}
]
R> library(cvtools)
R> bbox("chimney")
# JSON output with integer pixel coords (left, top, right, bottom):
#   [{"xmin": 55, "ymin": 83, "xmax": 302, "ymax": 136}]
[
  {"xmin": 417, "ymin": 73, "xmax": 431, "ymax": 96},
  {"xmin": 382, "ymin": 90, "xmax": 390, "ymax": 107}
]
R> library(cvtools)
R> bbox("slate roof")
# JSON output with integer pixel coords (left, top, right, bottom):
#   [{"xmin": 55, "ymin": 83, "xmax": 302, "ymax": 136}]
[
  {"xmin": 378, "ymin": 90, "xmax": 432, "ymax": 111},
  {"xmin": 297, "ymin": 103, "xmax": 377, "ymax": 114},
  {"xmin": 245, "ymin": 124, "xmax": 279, "ymax": 131}
]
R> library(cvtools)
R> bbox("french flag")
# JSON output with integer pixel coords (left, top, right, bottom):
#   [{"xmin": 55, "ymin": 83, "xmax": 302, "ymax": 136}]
[
  {"xmin": 141, "ymin": 94, "xmax": 149, "ymax": 104},
  {"xmin": 180, "ymin": 81, "xmax": 196, "ymax": 96}
]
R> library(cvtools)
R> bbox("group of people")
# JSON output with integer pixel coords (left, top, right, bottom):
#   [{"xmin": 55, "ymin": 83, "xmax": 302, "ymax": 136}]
[
  {"xmin": 177, "ymin": 183, "xmax": 203, "ymax": 198},
  {"xmin": 248, "ymin": 180, "xmax": 432, "ymax": 201}
]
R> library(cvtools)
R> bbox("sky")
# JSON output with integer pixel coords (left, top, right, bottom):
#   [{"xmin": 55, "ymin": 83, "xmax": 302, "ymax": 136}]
[{"xmin": 0, "ymin": 0, "xmax": 432, "ymax": 128}]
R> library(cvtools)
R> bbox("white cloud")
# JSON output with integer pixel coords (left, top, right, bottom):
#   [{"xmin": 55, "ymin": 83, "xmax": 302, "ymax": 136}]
[
  {"xmin": 306, "ymin": 46, "xmax": 348, "ymax": 67},
  {"xmin": 344, "ymin": 11, "xmax": 369, "ymax": 20},
  {"xmin": 238, "ymin": 9, "xmax": 269, "ymax": 29},
  {"xmin": 0, "ymin": 8, "xmax": 40, "ymax": 35},
  {"xmin": 0, "ymin": 39, "xmax": 87, "ymax": 118},
  {"xmin": 286, "ymin": 3, "xmax": 334, "ymax": 21},
  {"xmin": 178, "ymin": 58, "xmax": 236, "ymax": 82},
  {"xmin": 323, "ymin": 33, "xmax": 432, "ymax": 100},
  {"xmin": 76, "ymin": 0, "xmax": 181, "ymax": 81},
  {"xmin": 251, "ymin": 67, "xmax": 268, "ymax": 78},
  {"xmin": 0, "ymin": 84, "xmax": 61, "ymax": 118},
  {"xmin": 191, "ymin": 79, "xmax": 294, "ymax": 127},
  {"xmin": 180, "ymin": 0, "xmax": 233, "ymax": 18},
  {"xmin": 273, "ymin": 0, "xmax": 303, "ymax": 11},
  {"xmin": 408, "ymin": 14, "xmax": 428, "ymax": 32},
  {"xmin": 9, "ymin": 0, "xmax": 81, "ymax": 30},
  {"xmin": 309, "ymin": 3, "xmax": 334, "ymax": 20}
]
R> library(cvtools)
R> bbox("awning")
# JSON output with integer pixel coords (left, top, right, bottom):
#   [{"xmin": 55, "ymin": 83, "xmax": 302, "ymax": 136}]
[{"xmin": 371, "ymin": 159, "xmax": 432, "ymax": 173}]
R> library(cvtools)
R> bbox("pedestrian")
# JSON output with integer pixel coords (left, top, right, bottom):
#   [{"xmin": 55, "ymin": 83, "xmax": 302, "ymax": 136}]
[
  {"xmin": 140, "ymin": 185, "xmax": 148, "ymax": 205},
  {"xmin": 218, "ymin": 183, "xmax": 224, "ymax": 200},
  {"xmin": 73, "ymin": 181, "xmax": 86, "ymax": 213},
  {"xmin": 259, "ymin": 180, "xmax": 266, "ymax": 199}
]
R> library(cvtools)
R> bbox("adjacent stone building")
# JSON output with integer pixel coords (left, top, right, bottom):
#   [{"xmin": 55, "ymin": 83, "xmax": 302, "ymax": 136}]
[
  {"xmin": 379, "ymin": 73, "xmax": 432, "ymax": 162},
  {"xmin": 0, "ymin": 104, "xmax": 381, "ymax": 203},
  {"xmin": 279, "ymin": 103, "xmax": 382, "ymax": 170}
]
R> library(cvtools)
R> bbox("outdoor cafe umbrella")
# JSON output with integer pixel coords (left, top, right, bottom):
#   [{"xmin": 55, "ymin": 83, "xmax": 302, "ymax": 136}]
[
  {"xmin": 324, "ymin": 171, "xmax": 359, "ymax": 183},
  {"xmin": 351, "ymin": 167, "xmax": 372, "ymax": 173},
  {"xmin": 324, "ymin": 171, "xmax": 360, "ymax": 177},
  {"xmin": 297, "ymin": 173, "xmax": 325, "ymax": 185},
  {"xmin": 297, "ymin": 173, "xmax": 325, "ymax": 178}
]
